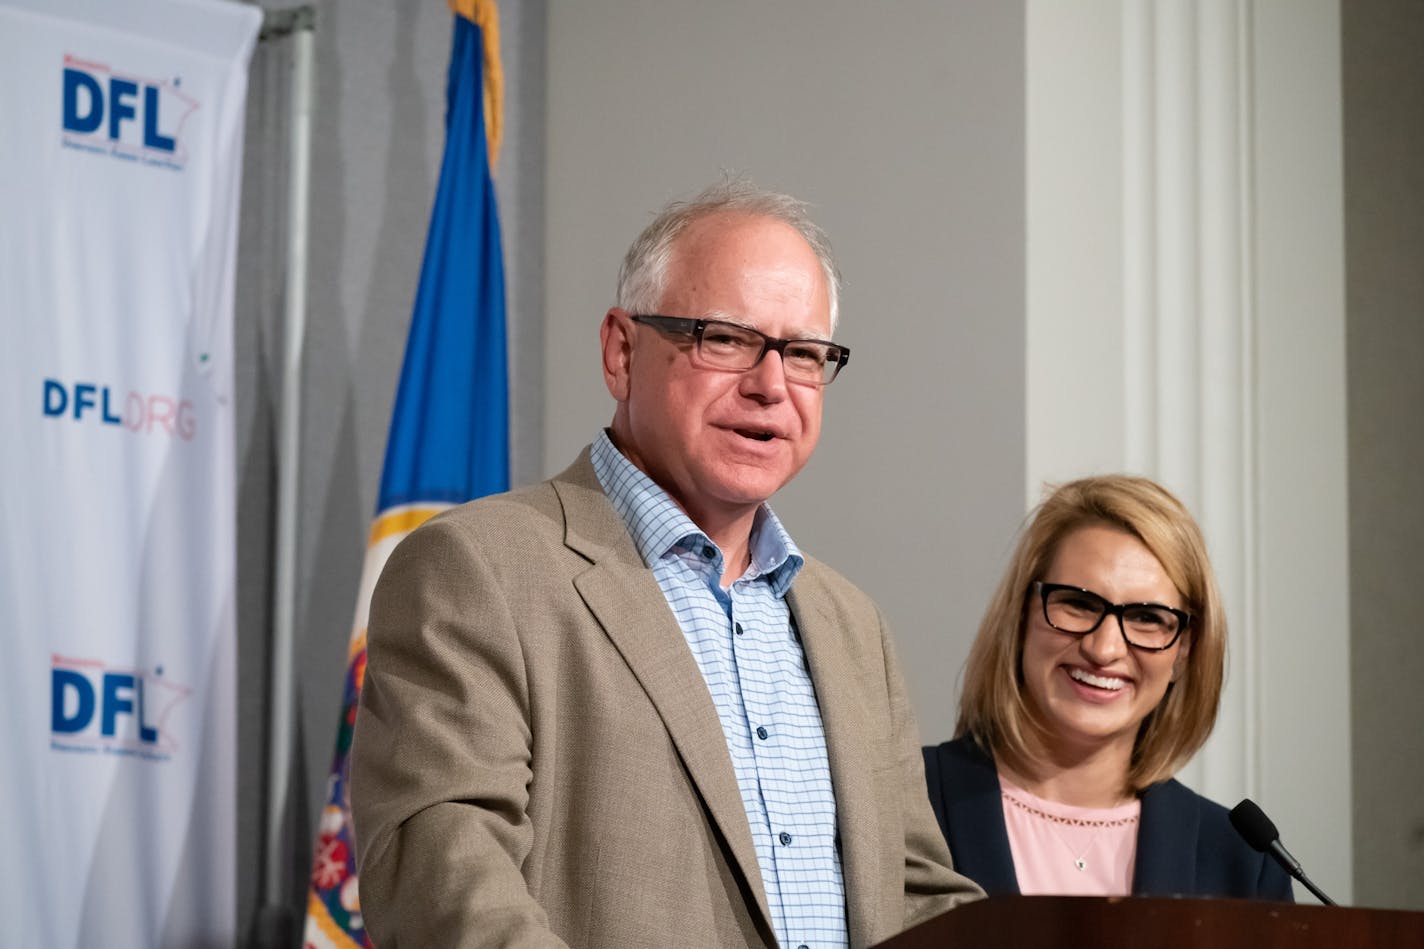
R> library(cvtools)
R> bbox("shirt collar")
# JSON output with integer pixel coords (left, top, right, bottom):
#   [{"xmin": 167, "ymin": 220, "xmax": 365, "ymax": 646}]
[{"xmin": 590, "ymin": 430, "xmax": 804, "ymax": 592}]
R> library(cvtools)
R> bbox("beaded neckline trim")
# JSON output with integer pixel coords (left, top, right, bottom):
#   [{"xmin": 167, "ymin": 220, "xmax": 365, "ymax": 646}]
[{"xmin": 1001, "ymin": 789, "xmax": 1140, "ymax": 828}]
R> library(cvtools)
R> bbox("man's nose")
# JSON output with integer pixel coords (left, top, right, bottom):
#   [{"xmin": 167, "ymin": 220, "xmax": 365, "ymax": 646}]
[{"xmin": 739, "ymin": 348, "xmax": 790, "ymax": 400}]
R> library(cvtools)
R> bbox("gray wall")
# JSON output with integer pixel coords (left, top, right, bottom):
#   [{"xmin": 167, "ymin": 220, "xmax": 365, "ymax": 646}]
[
  {"xmin": 1342, "ymin": 0, "xmax": 1424, "ymax": 912},
  {"xmin": 230, "ymin": 0, "xmax": 1423, "ymax": 937}
]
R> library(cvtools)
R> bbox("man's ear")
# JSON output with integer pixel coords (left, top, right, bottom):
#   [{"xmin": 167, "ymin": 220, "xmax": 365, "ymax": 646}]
[{"xmin": 601, "ymin": 307, "xmax": 634, "ymax": 401}]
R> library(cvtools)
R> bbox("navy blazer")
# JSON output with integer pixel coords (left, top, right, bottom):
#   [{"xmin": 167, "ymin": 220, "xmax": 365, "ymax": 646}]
[{"xmin": 923, "ymin": 736, "xmax": 1294, "ymax": 900}]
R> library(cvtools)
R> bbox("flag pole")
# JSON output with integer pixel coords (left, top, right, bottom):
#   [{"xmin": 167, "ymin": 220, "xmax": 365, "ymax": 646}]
[{"xmin": 254, "ymin": 6, "xmax": 316, "ymax": 946}]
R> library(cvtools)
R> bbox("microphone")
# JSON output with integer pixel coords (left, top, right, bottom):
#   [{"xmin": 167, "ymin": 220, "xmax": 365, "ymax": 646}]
[{"xmin": 1229, "ymin": 798, "xmax": 1337, "ymax": 905}]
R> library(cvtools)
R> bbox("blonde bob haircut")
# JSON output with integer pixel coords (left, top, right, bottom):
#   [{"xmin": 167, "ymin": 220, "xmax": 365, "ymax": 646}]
[{"xmin": 955, "ymin": 475, "xmax": 1226, "ymax": 792}]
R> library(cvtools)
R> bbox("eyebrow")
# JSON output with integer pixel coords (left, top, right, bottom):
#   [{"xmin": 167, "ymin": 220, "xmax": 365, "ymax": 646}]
[
  {"xmin": 1049, "ymin": 582, "xmax": 1182, "ymax": 610},
  {"xmin": 700, "ymin": 311, "xmax": 834, "ymax": 343}
]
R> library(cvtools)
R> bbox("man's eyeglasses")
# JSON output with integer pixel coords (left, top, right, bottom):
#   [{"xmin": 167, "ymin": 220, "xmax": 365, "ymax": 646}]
[
  {"xmin": 1032, "ymin": 581, "xmax": 1191, "ymax": 652},
  {"xmin": 631, "ymin": 315, "xmax": 850, "ymax": 386}
]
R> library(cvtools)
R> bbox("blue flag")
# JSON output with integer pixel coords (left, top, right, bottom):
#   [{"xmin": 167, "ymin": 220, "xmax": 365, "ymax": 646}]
[
  {"xmin": 303, "ymin": 6, "xmax": 507, "ymax": 946},
  {"xmin": 379, "ymin": 9, "xmax": 508, "ymax": 509}
]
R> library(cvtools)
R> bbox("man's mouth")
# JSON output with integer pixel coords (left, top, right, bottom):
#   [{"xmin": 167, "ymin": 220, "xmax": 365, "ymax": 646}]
[{"xmin": 734, "ymin": 428, "xmax": 776, "ymax": 442}]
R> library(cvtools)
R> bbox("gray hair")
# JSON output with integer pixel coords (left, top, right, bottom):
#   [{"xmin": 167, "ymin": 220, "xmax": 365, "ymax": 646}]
[{"xmin": 615, "ymin": 177, "xmax": 843, "ymax": 332}]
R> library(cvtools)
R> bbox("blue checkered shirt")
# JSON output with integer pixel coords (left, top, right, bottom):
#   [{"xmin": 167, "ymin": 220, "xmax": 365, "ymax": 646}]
[{"xmin": 591, "ymin": 432, "xmax": 849, "ymax": 949}]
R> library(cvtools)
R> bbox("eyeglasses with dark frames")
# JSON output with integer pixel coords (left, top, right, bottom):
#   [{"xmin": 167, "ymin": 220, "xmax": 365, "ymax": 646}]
[
  {"xmin": 1031, "ymin": 581, "xmax": 1191, "ymax": 652},
  {"xmin": 630, "ymin": 314, "xmax": 850, "ymax": 386}
]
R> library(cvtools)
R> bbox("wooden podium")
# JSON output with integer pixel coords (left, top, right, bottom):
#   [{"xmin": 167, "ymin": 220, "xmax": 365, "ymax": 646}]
[{"xmin": 872, "ymin": 895, "xmax": 1424, "ymax": 948}]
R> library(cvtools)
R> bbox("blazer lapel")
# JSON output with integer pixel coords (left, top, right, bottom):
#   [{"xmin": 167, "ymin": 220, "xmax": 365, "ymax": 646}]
[
  {"xmin": 1132, "ymin": 779, "xmax": 1198, "ymax": 895},
  {"xmin": 552, "ymin": 456, "xmax": 774, "ymax": 932},
  {"xmin": 940, "ymin": 739, "xmax": 1021, "ymax": 895},
  {"xmin": 787, "ymin": 571, "xmax": 880, "ymax": 947}
]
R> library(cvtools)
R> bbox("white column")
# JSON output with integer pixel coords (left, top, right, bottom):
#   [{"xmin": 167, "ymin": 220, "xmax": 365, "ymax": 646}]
[
  {"xmin": 1120, "ymin": 0, "xmax": 1258, "ymax": 809},
  {"xmin": 1027, "ymin": 0, "xmax": 1349, "ymax": 901}
]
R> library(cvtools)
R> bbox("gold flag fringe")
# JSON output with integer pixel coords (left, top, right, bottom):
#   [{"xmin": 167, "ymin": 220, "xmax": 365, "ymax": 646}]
[{"xmin": 449, "ymin": 0, "xmax": 503, "ymax": 170}]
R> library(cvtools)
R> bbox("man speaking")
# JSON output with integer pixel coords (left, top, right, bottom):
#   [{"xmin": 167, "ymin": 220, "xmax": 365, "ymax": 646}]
[{"xmin": 351, "ymin": 178, "xmax": 982, "ymax": 948}]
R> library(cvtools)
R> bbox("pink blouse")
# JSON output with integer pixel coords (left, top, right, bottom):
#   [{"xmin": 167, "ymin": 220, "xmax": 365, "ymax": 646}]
[{"xmin": 998, "ymin": 773, "xmax": 1141, "ymax": 896}]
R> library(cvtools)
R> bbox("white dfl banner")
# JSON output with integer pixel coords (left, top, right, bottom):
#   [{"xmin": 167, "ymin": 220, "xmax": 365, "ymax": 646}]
[{"xmin": 0, "ymin": 0, "xmax": 259, "ymax": 945}]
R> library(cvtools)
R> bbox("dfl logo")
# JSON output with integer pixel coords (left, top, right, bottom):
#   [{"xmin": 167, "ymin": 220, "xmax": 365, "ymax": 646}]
[
  {"xmin": 60, "ymin": 53, "xmax": 198, "ymax": 169},
  {"xmin": 50, "ymin": 655, "xmax": 192, "ymax": 762}
]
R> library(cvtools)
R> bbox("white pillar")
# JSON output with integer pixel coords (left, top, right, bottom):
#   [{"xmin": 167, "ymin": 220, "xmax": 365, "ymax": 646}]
[{"xmin": 1027, "ymin": 0, "xmax": 1349, "ymax": 902}]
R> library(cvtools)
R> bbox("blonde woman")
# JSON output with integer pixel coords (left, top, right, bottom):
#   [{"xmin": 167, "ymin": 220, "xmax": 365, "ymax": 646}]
[{"xmin": 924, "ymin": 476, "xmax": 1292, "ymax": 899}]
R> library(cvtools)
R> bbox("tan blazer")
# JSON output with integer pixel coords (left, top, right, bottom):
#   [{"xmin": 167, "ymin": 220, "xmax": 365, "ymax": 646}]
[{"xmin": 351, "ymin": 450, "xmax": 982, "ymax": 948}]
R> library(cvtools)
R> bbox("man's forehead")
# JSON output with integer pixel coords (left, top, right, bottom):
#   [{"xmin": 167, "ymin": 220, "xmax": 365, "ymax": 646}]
[
  {"xmin": 662, "ymin": 216, "xmax": 828, "ymax": 311},
  {"xmin": 673, "ymin": 209, "xmax": 801, "ymax": 252}
]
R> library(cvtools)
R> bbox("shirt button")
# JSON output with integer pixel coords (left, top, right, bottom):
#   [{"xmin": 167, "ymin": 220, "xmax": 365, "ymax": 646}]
[
  {"xmin": 756, "ymin": 726, "xmax": 768, "ymax": 740},
  {"xmin": 701, "ymin": 545, "xmax": 715, "ymax": 559},
  {"xmin": 779, "ymin": 832, "xmax": 792, "ymax": 846},
  {"xmin": 798, "ymin": 945, "xmax": 810, "ymax": 949},
  {"xmin": 734, "ymin": 622, "xmax": 744, "ymax": 636}
]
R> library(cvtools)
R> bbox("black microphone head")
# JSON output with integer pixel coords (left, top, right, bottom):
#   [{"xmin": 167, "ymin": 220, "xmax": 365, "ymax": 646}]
[{"xmin": 1230, "ymin": 798, "xmax": 1280, "ymax": 853}]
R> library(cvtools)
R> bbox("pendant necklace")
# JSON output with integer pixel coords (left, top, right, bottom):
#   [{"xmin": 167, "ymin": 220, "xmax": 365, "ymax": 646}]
[
  {"xmin": 1054, "ymin": 824, "xmax": 1101, "ymax": 872},
  {"xmin": 1002, "ymin": 789, "xmax": 1138, "ymax": 872}
]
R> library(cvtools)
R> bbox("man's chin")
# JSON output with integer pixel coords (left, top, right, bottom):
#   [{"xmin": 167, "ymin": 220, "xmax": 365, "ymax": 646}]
[{"xmin": 709, "ymin": 478, "xmax": 796, "ymax": 512}]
